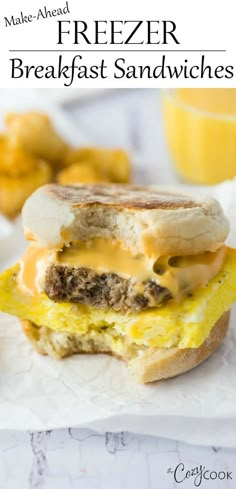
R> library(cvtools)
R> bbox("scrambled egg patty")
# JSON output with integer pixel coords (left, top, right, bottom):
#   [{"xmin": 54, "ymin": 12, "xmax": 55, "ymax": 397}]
[{"xmin": 0, "ymin": 248, "xmax": 236, "ymax": 349}]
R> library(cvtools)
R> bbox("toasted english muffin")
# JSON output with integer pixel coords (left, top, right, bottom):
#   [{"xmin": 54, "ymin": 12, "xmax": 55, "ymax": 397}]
[{"xmin": 22, "ymin": 183, "xmax": 229, "ymax": 256}]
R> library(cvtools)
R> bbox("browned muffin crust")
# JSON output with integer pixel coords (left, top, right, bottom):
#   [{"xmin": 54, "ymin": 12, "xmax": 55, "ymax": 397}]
[{"xmin": 45, "ymin": 183, "xmax": 199, "ymax": 210}]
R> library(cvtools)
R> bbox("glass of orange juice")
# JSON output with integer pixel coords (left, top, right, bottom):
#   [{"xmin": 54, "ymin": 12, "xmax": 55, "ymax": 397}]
[{"xmin": 162, "ymin": 89, "xmax": 236, "ymax": 184}]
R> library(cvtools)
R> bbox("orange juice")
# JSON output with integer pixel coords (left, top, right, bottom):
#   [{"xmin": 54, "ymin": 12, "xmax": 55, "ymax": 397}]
[{"xmin": 162, "ymin": 89, "xmax": 236, "ymax": 184}]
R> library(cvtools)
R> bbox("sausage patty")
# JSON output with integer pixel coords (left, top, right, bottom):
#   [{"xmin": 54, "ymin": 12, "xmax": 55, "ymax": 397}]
[{"xmin": 44, "ymin": 265, "xmax": 172, "ymax": 313}]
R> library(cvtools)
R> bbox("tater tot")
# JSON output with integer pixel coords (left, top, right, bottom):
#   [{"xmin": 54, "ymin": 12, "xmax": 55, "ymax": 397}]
[
  {"xmin": 5, "ymin": 112, "xmax": 70, "ymax": 167},
  {"xmin": 0, "ymin": 111, "xmax": 133, "ymax": 217},
  {"xmin": 65, "ymin": 147, "xmax": 131, "ymax": 183},
  {"xmin": 0, "ymin": 161, "xmax": 52, "ymax": 219},
  {"xmin": 0, "ymin": 138, "xmax": 37, "ymax": 176},
  {"xmin": 57, "ymin": 162, "xmax": 108, "ymax": 185}
]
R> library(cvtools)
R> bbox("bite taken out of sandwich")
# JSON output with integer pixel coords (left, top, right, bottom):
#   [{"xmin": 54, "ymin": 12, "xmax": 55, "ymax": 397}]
[{"xmin": 0, "ymin": 183, "xmax": 236, "ymax": 383}]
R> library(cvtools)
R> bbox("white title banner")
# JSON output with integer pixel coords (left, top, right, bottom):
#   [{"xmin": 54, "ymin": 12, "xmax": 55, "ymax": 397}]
[{"xmin": 0, "ymin": 0, "xmax": 235, "ymax": 87}]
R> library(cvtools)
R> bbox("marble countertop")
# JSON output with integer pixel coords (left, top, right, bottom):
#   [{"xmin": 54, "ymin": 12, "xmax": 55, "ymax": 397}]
[
  {"xmin": 1, "ymin": 429, "xmax": 235, "ymax": 489},
  {"xmin": 0, "ymin": 89, "xmax": 235, "ymax": 489}
]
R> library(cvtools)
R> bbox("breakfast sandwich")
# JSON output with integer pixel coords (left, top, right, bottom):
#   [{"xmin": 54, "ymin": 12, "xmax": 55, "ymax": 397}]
[{"xmin": 0, "ymin": 183, "xmax": 236, "ymax": 383}]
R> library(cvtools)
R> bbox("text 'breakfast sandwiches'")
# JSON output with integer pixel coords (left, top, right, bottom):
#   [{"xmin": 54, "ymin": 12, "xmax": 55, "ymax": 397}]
[{"xmin": 0, "ymin": 183, "xmax": 236, "ymax": 383}]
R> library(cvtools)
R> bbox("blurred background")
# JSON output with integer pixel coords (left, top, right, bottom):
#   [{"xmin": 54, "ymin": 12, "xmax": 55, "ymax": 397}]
[
  {"xmin": 61, "ymin": 88, "xmax": 174, "ymax": 184},
  {"xmin": 1, "ymin": 87, "xmax": 236, "ymax": 225}
]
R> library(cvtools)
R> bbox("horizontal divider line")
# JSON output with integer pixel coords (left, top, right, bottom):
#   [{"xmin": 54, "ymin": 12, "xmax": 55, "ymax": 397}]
[{"xmin": 9, "ymin": 49, "xmax": 227, "ymax": 53}]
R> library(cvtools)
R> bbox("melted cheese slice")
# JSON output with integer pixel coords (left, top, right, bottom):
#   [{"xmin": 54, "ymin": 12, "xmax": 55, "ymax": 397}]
[
  {"xmin": 1, "ymin": 248, "xmax": 236, "ymax": 349},
  {"xmin": 18, "ymin": 238, "xmax": 226, "ymax": 300}
]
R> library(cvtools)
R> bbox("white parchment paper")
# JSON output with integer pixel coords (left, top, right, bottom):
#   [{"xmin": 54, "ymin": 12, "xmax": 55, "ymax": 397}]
[{"xmin": 0, "ymin": 180, "xmax": 236, "ymax": 447}]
